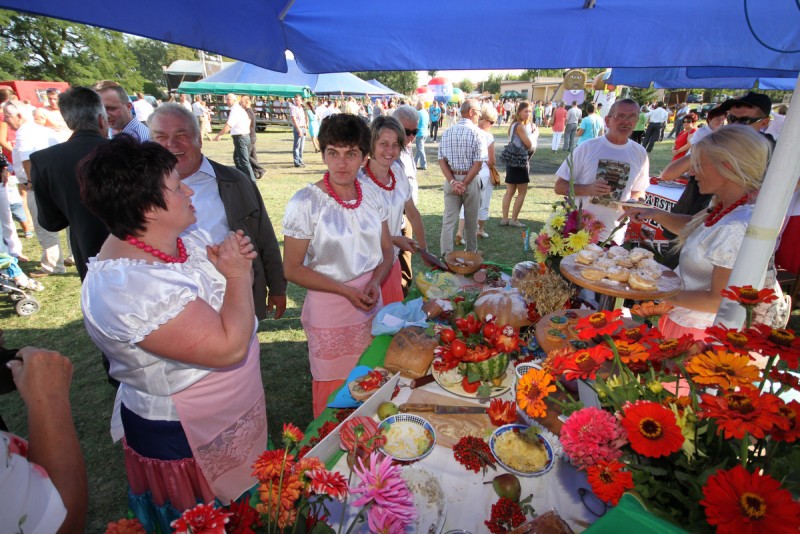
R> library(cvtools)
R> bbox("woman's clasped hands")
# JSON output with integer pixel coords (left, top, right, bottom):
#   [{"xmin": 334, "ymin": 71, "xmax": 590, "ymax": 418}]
[{"xmin": 206, "ymin": 230, "xmax": 257, "ymax": 279}]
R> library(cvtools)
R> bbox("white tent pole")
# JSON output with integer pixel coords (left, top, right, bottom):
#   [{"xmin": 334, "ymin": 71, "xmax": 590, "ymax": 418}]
[{"xmin": 714, "ymin": 73, "xmax": 800, "ymax": 328}]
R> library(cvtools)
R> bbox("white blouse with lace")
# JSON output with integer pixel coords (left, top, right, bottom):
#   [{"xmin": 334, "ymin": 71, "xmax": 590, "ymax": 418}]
[
  {"xmin": 359, "ymin": 162, "xmax": 412, "ymax": 255},
  {"xmin": 282, "ymin": 182, "xmax": 388, "ymax": 283}
]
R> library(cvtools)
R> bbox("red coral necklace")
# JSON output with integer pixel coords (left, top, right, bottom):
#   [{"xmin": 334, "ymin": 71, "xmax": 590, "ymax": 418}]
[
  {"xmin": 363, "ymin": 160, "xmax": 396, "ymax": 191},
  {"xmin": 323, "ymin": 172, "xmax": 362, "ymax": 209},
  {"xmin": 125, "ymin": 236, "xmax": 188, "ymax": 263},
  {"xmin": 704, "ymin": 194, "xmax": 750, "ymax": 227}
]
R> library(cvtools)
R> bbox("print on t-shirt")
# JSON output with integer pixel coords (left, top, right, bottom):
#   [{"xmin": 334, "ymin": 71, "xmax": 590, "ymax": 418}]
[{"xmin": 591, "ymin": 159, "xmax": 631, "ymax": 208}]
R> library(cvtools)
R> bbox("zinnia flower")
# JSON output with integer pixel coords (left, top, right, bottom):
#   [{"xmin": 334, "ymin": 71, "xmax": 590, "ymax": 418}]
[
  {"xmin": 705, "ymin": 325, "xmax": 758, "ymax": 356},
  {"xmin": 515, "ymin": 368, "xmax": 557, "ymax": 418},
  {"xmin": 351, "ymin": 452, "xmax": 416, "ymax": 527},
  {"xmin": 699, "ymin": 387, "xmax": 787, "ymax": 440},
  {"xmin": 104, "ymin": 519, "xmax": 145, "ymax": 534},
  {"xmin": 769, "ymin": 368, "xmax": 800, "ymax": 392},
  {"xmin": 644, "ymin": 334, "xmax": 696, "ymax": 365},
  {"xmin": 586, "ymin": 460, "xmax": 634, "ymax": 505},
  {"xmin": 171, "ymin": 503, "xmax": 231, "ymax": 534},
  {"xmin": 487, "ymin": 398, "xmax": 518, "ymax": 426},
  {"xmin": 630, "ymin": 301, "xmax": 674, "ymax": 321},
  {"xmin": 770, "ymin": 400, "xmax": 800, "ymax": 443},
  {"xmin": 684, "ymin": 350, "xmax": 760, "ymax": 390},
  {"xmin": 576, "ymin": 310, "xmax": 624, "ymax": 339},
  {"xmin": 721, "ymin": 285, "xmax": 778, "ymax": 307},
  {"xmin": 307, "ymin": 469, "xmax": 349, "ymax": 501},
  {"xmin": 561, "ymin": 345, "xmax": 613, "ymax": 381},
  {"xmin": 252, "ymin": 450, "xmax": 293, "ymax": 482},
  {"xmin": 542, "ymin": 346, "xmax": 575, "ymax": 376},
  {"xmin": 748, "ymin": 324, "xmax": 800, "ymax": 368},
  {"xmin": 620, "ymin": 401, "xmax": 684, "ymax": 458},
  {"xmin": 282, "ymin": 423, "xmax": 304, "ymax": 445},
  {"xmin": 561, "ymin": 407, "xmax": 627, "ymax": 469},
  {"xmin": 613, "ymin": 340, "xmax": 649, "ymax": 365},
  {"xmin": 701, "ymin": 465, "xmax": 800, "ymax": 534},
  {"xmin": 616, "ymin": 324, "xmax": 655, "ymax": 343}
]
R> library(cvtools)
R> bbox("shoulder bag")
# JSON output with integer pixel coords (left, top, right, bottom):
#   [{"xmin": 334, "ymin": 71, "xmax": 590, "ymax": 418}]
[{"xmin": 498, "ymin": 124, "xmax": 531, "ymax": 168}]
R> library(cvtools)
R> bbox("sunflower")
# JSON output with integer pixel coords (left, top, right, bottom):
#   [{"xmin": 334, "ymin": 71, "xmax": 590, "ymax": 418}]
[
  {"xmin": 613, "ymin": 340, "xmax": 649, "ymax": 365},
  {"xmin": 748, "ymin": 324, "xmax": 800, "ymax": 369},
  {"xmin": 516, "ymin": 368, "xmax": 557, "ymax": 418},
  {"xmin": 701, "ymin": 465, "xmax": 800, "ymax": 534},
  {"xmin": 771, "ymin": 400, "xmax": 800, "ymax": 443},
  {"xmin": 562, "ymin": 345, "xmax": 613, "ymax": 381},
  {"xmin": 699, "ymin": 387, "xmax": 787, "ymax": 440},
  {"xmin": 620, "ymin": 401, "xmax": 684, "ymax": 458},
  {"xmin": 704, "ymin": 325, "xmax": 758, "ymax": 356},
  {"xmin": 586, "ymin": 460, "xmax": 634, "ymax": 506},
  {"xmin": 720, "ymin": 285, "xmax": 778, "ymax": 307},
  {"xmin": 684, "ymin": 350, "xmax": 760, "ymax": 390},
  {"xmin": 576, "ymin": 310, "xmax": 624, "ymax": 339}
]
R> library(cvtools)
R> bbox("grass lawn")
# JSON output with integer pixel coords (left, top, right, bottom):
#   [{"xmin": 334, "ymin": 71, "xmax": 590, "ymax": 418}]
[{"xmin": 0, "ymin": 123, "xmax": 690, "ymax": 530}]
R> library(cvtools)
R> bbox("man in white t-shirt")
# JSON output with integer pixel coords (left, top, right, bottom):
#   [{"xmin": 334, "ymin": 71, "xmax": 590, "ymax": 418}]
[
  {"xmin": 132, "ymin": 92, "xmax": 154, "ymax": 123},
  {"xmin": 191, "ymin": 96, "xmax": 204, "ymax": 123},
  {"xmin": 214, "ymin": 93, "xmax": 255, "ymax": 181},
  {"xmin": 554, "ymin": 98, "xmax": 650, "ymax": 244},
  {"xmin": 642, "ymin": 101, "xmax": 669, "ymax": 152}
]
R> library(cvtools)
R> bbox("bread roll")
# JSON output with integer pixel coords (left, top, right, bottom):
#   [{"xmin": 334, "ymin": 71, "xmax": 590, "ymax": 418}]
[
  {"xmin": 383, "ymin": 327, "xmax": 438, "ymax": 379},
  {"xmin": 348, "ymin": 367, "xmax": 390, "ymax": 401},
  {"xmin": 580, "ymin": 267, "xmax": 606, "ymax": 281}
]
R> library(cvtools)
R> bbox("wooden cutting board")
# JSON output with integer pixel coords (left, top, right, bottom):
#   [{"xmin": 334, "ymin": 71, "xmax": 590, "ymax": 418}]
[{"xmin": 405, "ymin": 389, "xmax": 494, "ymax": 449}]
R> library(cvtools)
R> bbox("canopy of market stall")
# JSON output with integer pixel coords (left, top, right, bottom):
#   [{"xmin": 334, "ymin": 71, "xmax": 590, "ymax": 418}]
[{"xmin": 608, "ymin": 68, "xmax": 798, "ymax": 90}]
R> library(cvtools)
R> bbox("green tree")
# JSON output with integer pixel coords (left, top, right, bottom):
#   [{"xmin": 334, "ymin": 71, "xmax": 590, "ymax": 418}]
[
  {"xmin": 629, "ymin": 87, "xmax": 658, "ymax": 107},
  {"xmin": 479, "ymin": 73, "xmax": 505, "ymax": 95},
  {"xmin": 427, "ymin": 70, "xmax": 438, "ymax": 78},
  {"xmin": 129, "ymin": 38, "xmax": 196, "ymax": 91},
  {"xmin": 0, "ymin": 10, "xmax": 143, "ymax": 90},
  {"xmin": 352, "ymin": 71, "xmax": 418, "ymax": 95},
  {"xmin": 457, "ymin": 78, "xmax": 475, "ymax": 93}
]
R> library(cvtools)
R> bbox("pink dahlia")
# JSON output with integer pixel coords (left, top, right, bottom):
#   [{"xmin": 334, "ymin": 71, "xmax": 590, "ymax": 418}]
[
  {"xmin": 367, "ymin": 507, "xmax": 408, "ymax": 534},
  {"xmin": 560, "ymin": 406, "xmax": 627, "ymax": 469},
  {"xmin": 351, "ymin": 452, "xmax": 416, "ymax": 527}
]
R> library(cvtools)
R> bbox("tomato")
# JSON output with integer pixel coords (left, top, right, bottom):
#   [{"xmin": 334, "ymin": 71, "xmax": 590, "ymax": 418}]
[
  {"xmin": 461, "ymin": 375, "xmax": 480, "ymax": 394},
  {"xmin": 483, "ymin": 323, "xmax": 499, "ymax": 340},
  {"xmin": 440, "ymin": 328, "xmax": 456, "ymax": 344},
  {"xmin": 450, "ymin": 339, "xmax": 467, "ymax": 358}
]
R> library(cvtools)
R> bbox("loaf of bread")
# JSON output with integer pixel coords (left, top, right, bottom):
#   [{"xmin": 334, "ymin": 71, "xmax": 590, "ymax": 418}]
[{"xmin": 383, "ymin": 327, "xmax": 438, "ymax": 379}]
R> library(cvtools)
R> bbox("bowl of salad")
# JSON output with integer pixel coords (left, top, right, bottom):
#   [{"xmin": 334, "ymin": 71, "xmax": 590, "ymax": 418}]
[{"xmin": 378, "ymin": 414, "xmax": 436, "ymax": 462}]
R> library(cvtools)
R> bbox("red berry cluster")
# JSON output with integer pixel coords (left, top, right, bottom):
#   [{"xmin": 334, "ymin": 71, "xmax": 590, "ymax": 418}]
[
  {"xmin": 484, "ymin": 497, "xmax": 526, "ymax": 534},
  {"xmin": 453, "ymin": 436, "xmax": 496, "ymax": 474},
  {"xmin": 334, "ymin": 408, "xmax": 355, "ymax": 422}
]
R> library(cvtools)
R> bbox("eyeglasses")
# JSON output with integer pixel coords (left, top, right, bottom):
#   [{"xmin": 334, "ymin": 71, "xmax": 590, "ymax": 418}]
[
  {"xmin": 610, "ymin": 114, "xmax": 638, "ymax": 122},
  {"xmin": 727, "ymin": 114, "xmax": 765, "ymax": 125},
  {"xmin": 404, "ymin": 128, "xmax": 418, "ymax": 136},
  {"xmin": 578, "ymin": 487, "xmax": 610, "ymax": 518}
]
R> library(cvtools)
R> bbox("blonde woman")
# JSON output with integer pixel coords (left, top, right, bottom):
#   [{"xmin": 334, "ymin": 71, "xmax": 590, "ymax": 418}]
[
  {"xmin": 456, "ymin": 105, "xmax": 498, "ymax": 243},
  {"xmin": 623, "ymin": 125, "xmax": 776, "ymax": 340},
  {"xmin": 500, "ymin": 101, "xmax": 537, "ymax": 227}
]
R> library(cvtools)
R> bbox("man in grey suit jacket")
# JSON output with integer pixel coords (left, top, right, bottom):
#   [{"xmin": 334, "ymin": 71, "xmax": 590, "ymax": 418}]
[{"xmin": 149, "ymin": 103, "xmax": 286, "ymax": 319}]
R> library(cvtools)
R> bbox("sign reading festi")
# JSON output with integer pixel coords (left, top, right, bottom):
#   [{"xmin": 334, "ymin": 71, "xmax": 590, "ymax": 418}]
[{"xmin": 563, "ymin": 70, "xmax": 587, "ymax": 90}]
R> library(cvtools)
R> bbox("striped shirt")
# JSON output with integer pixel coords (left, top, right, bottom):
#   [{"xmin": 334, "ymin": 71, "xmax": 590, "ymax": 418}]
[{"xmin": 119, "ymin": 118, "xmax": 151, "ymax": 142}]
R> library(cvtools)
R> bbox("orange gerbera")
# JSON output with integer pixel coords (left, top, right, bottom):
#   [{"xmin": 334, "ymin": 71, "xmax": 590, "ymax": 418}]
[
  {"xmin": 516, "ymin": 368, "xmax": 557, "ymax": 418},
  {"xmin": 721, "ymin": 285, "xmax": 778, "ymax": 307},
  {"xmin": 586, "ymin": 460, "xmax": 634, "ymax": 506},
  {"xmin": 630, "ymin": 301, "xmax": 674, "ymax": 320},
  {"xmin": 699, "ymin": 387, "xmax": 787, "ymax": 440},
  {"xmin": 620, "ymin": 401, "xmax": 684, "ymax": 458},
  {"xmin": 252, "ymin": 450, "xmax": 294, "ymax": 482},
  {"xmin": 771, "ymin": 400, "xmax": 800, "ymax": 443},
  {"xmin": 576, "ymin": 310, "xmax": 624, "ymax": 339},
  {"xmin": 701, "ymin": 465, "xmax": 800, "ymax": 534},
  {"xmin": 487, "ymin": 398, "xmax": 518, "ymax": 426},
  {"xmin": 684, "ymin": 350, "xmax": 760, "ymax": 390},
  {"xmin": 613, "ymin": 340, "xmax": 649, "ymax": 365},
  {"xmin": 562, "ymin": 345, "xmax": 613, "ymax": 381},
  {"xmin": 704, "ymin": 325, "xmax": 758, "ymax": 356}
]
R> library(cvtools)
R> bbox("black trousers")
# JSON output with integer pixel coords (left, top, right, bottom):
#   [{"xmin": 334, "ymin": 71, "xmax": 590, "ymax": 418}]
[
  {"xmin": 249, "ymin": 134, "xmax": 265, "ymax": 178},
  {"xmin": 642, "ymin": 123, "xmax": 663, "ymax": 152}
]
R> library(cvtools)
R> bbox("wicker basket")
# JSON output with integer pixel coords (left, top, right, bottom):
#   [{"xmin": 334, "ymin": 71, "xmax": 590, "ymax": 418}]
[{"xmin": 445, "ymin": 251, "xmax": 484, "ymax": 275}]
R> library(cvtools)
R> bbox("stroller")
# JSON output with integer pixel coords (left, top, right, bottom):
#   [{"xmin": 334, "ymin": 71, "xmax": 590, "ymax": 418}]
[{"xmin": 0, "ymin": 253, "xmax": 41, "ymax": 316}]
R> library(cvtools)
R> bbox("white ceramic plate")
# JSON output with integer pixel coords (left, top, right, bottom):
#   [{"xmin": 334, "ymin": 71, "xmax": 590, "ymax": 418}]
[
  {"xmin": 378, "ymin": 414, "xmax": 436, "ymax": 462},
  {"xmin": 401, "ymin": 467, "xmax": 447, "ymax": 534},
  {"xmin": 430, "ymin": 362, "xmax": 514, "ymax": 399},
  {"xmin": 489, "ymin": 423, "xmax": 555, "ymax": 477}
]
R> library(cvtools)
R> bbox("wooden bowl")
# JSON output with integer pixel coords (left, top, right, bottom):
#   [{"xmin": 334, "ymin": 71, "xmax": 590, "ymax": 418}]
[{"xmin": 445, "ymin": 251, "xmax": 484, "ymax": 275}]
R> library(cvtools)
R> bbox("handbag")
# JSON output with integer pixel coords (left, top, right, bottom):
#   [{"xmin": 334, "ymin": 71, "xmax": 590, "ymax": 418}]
[
  {"xmin": 489, "ymin": 164, "xmax": 501, "ymax": 186},
  {"xmin": 499, "ymin": 124, "xmax": 532, "ymax": 168}
]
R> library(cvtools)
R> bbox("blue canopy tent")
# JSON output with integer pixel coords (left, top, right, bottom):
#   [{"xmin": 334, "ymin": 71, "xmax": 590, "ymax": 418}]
[
  {"xmin": 179, "ymin": 60, "xmax": 395, "ymax": 96},
  {"xmin": 366, "ymin": 80, "xmax": 400, "ymax": 96},
  {"xmin": 608, "ymin": 67, "xmax": 797, "ymax": 90}
]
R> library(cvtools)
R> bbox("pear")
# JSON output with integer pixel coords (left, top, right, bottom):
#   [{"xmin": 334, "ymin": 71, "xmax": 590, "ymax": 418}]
[
  {"xmin": 492, "ymin": 473, "xmax": 521, "ymax": 502},
  {"xmin": 377, "ymin": 401, "xmax": 399, "ymax": 420}
]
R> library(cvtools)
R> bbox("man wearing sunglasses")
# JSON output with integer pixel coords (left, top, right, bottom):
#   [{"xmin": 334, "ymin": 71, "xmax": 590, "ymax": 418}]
[{"xmin": 719, "ymin": 92, "xmax": 774, "ymax": 144}]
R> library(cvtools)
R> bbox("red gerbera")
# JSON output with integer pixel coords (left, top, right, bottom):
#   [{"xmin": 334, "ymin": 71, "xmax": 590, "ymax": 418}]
[
  {"xmin": 748, "ymin": 324, "xmax": 800, "ymax": 368},
  {"xmin": 771, "ymin": 400, "xmax": 800, "ymax": 443},
  {"xmin": 620, "ymin": 401, "xmax": 684, "ymax": 458},
  {"xmin": 586, "ymin": 460, "xmax": 634, "ymax": 506},
  {"xmin": 701, "ymin": 465, "xmax": 800, "ymax": 534},
  {"xmin": 307, "ymin": 468, "xmax": 349, "ymax": 501},
  {"xmin": 705, "ymin": 325, "xmax": 759, "ymax": 356},
  {"xmin": 699, "ymin": 387, "xmax": 787, "ymax": 440},
  {"xmin": 721, "ymin": 285, "xmax": 778, "ymax": 307},
  {"xmin": 576, "ymin": 310, "xmax": 624, "ymax": 340},
  {"xmin": 562, "ymin": 345, "xmax": 613, "ymax": 381}
]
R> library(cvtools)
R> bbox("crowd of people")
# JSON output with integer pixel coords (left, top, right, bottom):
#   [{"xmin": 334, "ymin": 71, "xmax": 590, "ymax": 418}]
[{"xmin": 0, "ymin": 78, "xmax": 795, "ymax": 532}]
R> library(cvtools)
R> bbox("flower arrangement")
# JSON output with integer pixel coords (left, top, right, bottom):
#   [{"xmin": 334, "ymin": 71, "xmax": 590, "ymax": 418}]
[
  {"xmin": 527, "ymin": 199, "xmax": 605, "ymax": 266},
  {"xmin": 516, "ymin": 287, "xmax": 800, "ymax": 531}
]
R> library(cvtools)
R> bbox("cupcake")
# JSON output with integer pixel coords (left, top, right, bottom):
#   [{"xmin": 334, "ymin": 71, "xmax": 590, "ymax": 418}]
[{"xmin": 549, "ymin": 314, "xmax": 569, "ymax": 331}]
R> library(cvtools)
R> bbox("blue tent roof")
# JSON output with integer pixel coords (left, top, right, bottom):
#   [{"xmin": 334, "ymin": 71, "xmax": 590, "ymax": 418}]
[
  {"xmin": 4, "ymin": 1, "xmax": 800, "ymax": 73},
  {"xmin": 367, "ymin": 80, "xmax": 400, "ymax": 95},
  {"xmin": 608, "ymin": 67, "xmax": 797, "ymax": 90},
  {"xmin": 198, "ymin": 61, "xmax": 395, "ymax": 96}
]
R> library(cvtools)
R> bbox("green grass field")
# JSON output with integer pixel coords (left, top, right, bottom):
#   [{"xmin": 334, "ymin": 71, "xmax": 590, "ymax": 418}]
[{"xmin": 0, "ymin": 124, "xmax": 680, "ymax": 530}]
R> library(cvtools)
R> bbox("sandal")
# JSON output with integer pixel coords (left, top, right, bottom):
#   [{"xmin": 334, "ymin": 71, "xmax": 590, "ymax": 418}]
[
  {"xmin": 499, "ymin": 220, "xmax": 509, "ymax": 226},
  {"xmin": 454, "ymin": 234, "xmax": 464, "ymax": 246},
  {"xmin": 509, "ymin": 220, "xmax": 526, "ymax": 228},
  {"xmin": 19, "ymin": 278, "xmax": 45, "ymax": 292}
]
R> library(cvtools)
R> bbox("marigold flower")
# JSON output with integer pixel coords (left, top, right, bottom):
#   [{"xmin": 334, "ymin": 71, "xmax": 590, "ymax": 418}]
[
  {"xmin": 104, "ymin": 519, "xmax": 145, "ymax": 534},
  {"xmin": 576, "ymin": 310, "xmax": 624, "ymax": 339},
  {"xmin": 560, "ymin": 406, "xmax": 627, "ymax": 469},
  {"xmin": 701, "ymin": 465, "xmax": 800, "ymax": 534},
  {"xmin": 515, "ymin": 368, "xmax": 557, "ymax": 418},
  {"xmin": 171, "ymin": 503, "xmax": 231, "ymax": 534},
  {"xmin": 720, "ymin": 285, "xmax": 778, "ymax": 307},
  {"xmin": 770, "ymin": 400, "xmax": 800, "ymax": 443},
  {"xmin": 282, "ymin": 423, "xmax": 304, "ymax": 445},
  {"xmin": 251, "ymin": 450, "xmax": 293, "ymax": 482},
  {"xmin": 613, "ymin": 340, "xmax": 649, "ymax": 365},
  {"xmin": 705, "ymin": 325, "xmax": 758, "ymax": 356},
  {"xmin": 307, "ymin": 469, "xmax": 349, "ymax": 501},
  {"xmin": 487, "ymin": 398, "xmax": 518, "ymax": 427},
  {"xmin": 620, "ymin": 401, "xmax": 684, "ymax": 458},
  {"xmin": 748, "ymin": 324, "xmax": 800, "ymax": 368},
  {"xmin": 699, "ymin": 387, "xmax": 787, "ymax": 440},
  {"xmin": 586, "ymin": 460, "xmax": 634, "ymax": 505},
  {"xmin": 684, "ymin": 350, "xmax": 760, "ymax": 390},
  {"xmin": 630, "ymin": 301, "xmax": 674, "ymax": 320},
  {"xmin": 561, "ymin": 345, "xmax": 613, "ymax": 381}
]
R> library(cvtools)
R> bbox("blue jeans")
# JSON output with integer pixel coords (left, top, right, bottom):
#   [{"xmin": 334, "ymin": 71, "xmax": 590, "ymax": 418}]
[
  {"xmin": 231, "ymin": 135, "xmax": 255, "ymax": 181},
  {"xmin": 293, "ymin": 127, "xmax": 306, "ymax": 166},
  {"xmin": 414, "ymin": 135, "xmax": 427, "ymax": 169}
]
